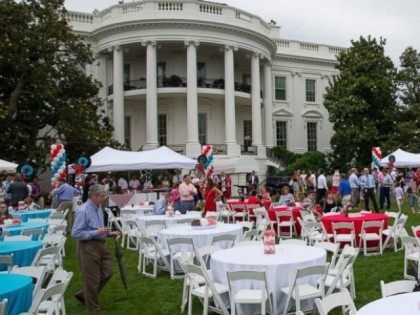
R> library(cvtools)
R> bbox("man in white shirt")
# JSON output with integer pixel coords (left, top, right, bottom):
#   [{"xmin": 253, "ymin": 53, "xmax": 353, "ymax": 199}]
[
  {"xmin": 128, "ymin": 175, "xmax": 140, "ymax": 191},
  {"xmin": 316, "ymin": 169, "xmax": 327, "ymax": 204},
  {"xmin": 117, "ymin": 177, "xmax": 128, "ymax": 192},
  {"xmin": 178, "ymin": 175, "xmax": 197, "ymax": 214}
]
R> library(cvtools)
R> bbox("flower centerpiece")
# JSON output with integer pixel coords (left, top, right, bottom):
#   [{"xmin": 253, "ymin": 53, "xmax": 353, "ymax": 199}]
[
  {"xmin": 166, "ymin": 205, "xmax": 174, "ymax": 217},
  {"xmin": 263, "ymin": 229, "xmax": 276, "ymax": 254}
]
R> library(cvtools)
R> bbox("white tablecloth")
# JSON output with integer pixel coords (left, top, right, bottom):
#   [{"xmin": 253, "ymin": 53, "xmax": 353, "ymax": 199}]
[
  {"xmin": 137, "ymin": 212, "xmax": 202, "ymax": 228},
  {"xmin": 120, "ymin": 205, "xmax": 155, "ymax": 218},
  {"xmin": 210, "ymin": 244, "xmax": 326, "ymax": 315},
  {"xmin": 357, "ymin": 292, "xmax": 420, "ymax": 315},
  {"xmin": 158, "ymin": 223, "xmax": 243, "ymax": 250}
]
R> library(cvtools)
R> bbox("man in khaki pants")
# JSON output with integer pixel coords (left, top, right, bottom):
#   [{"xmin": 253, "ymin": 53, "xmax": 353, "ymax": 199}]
[{"xmin": 71, "ymin": 184, "xmax": 120, "ymax": 311}]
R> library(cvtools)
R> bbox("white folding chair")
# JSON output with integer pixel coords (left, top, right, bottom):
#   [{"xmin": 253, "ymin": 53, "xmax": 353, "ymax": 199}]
[
  {"xmin": 212, "ymin": 234, "xmax": 236, "ymax": 249},
  {"xmin": 402, "ymin": 236, "xmax": 420, "ymax": 280},
  {"xmin": 359, "ymin": 220, "xmax": 383, "ymax": 256},
  {"xmin": 380, "ymin": 279, "xmax": 417, "ymax": 297},
  {"xmin": 324, "ymin": 256, "xmax": 357, "ymax": 296},
  {"xmin": 23, "ymin": 282, "xmax": 67, "ymax": 315},
  {"xmin": 385, "ymin": 210, "xmax": 400, "ymax": 224},
  {"xmin": 137, "ymin": 236, "xmax": 170, "ymax": 278},
  {"xmin": 41, "ymin": 268, "xmax": 73, "ymax": 315},
  {"xmin": 383, "ymin": 216, "xmax": 408, "ymax": 252},
  {"xmin": 314, "ymin": 242, "xmax": 340, "ymax": 269},
  {"xmin": 281, "ymin": 264, "xmax": 329, "ymax": 314},
  {"xmin": 217, "ymin": 203, "xmax": 232, "ymax": 223},
  {"xmin": 11, "ymin": 266, "xmax": 47, "ymax": 299},
  {"xmin": 227, "ymin": 270, "xmax": 273, "ymax": 315},
  {"xmin": 243, "ymin": 229, "xmax": 262, "ymax": 241},
  {"xmin": 254, "ymin": 207, "xmax": 273, "ymax": 231},
  {"xmin": 276, "ymin": 211, "xmax": 296, "ymax": 238},
  {"xmin": 246, "ymin": 204, "xmax": 260, "ymax": 222},
  {"xmin": 230, "ymin": 204, "xmax": 247, "ymax": 223},
  {"xmin": 280, "ymin": 239, "xmax": 307, "ymax": 246},
  {"xmin": 184, "ymin": 263, "xmax": 230, "ymax": 315},
  {"xmin": 176, "ymin": 251, "xmax": 201, "ymax": 312},
  {"xmin": 167, "ymin": 237, "xmax": 195, "ymax": 279},
  {"xmin": 314, "ymin": 288, "xmax": 357, "ymax": 315},
  {"xmin": 0, "ymin": 299, "xmax": 7, "ymax": 315},
  {"xmin": 3, "ymin": 235, "xmax": 32, "ymax": 241},
  {"xmin": 300, "ymin": 210, "xmax": 316, "ymax": 222},
  {"xmin": 120, "ymin": 219, "xmax": 141, "ymax": 250},
  {"xmin": 0, "ymin": 255, "xmax": 13, "ymax": 273},
  {"xmin": 21, "ymin": 228, "xmax": 44, "ymax": 241},
  {"xmin": 105, "ymin": 207, "xmax": 122, "ymax": 230},
  {"xmin": 305, "ymin": 221, "xmax": 333, "ymax": 245},
  {"xmin": 332, "ymin": 222, "xmax": 355, "ymax": 248},
  {"xmin": 32, "ymin": 246, "xmax": 62, "ymax": 273},
  {"xmin": 144, "ymin": 219, "xmax": 166, "ymax": 238},
  {"xmin": 235, "ymin": 221, "xmax": 254, "ymax": 232}
]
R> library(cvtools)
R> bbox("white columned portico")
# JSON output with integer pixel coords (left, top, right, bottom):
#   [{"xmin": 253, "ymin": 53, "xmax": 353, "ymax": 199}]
[
  {"xmin": 251, "ymin": 52, "xmax": 265, "ymax": 156},
  {"xmin": 263, "ymin": 61, "xmax": 274, "ymax": 148},
  {"xmin": 184, "ymin": 40, "xmax": 201, "ymax": 157},
  {"xmin": 224, "ymin": 45, "xmax": 240, "ymax": 156},
  {"xmin": 112, "ymin": 45, "xmax": 125, "ymax": 144},
  {"xmin": 142, "ymin": 40, "xmax": 159, "ymax": 150}
]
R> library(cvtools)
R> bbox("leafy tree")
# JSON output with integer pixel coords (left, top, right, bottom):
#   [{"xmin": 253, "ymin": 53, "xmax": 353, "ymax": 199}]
[
  {"xmin": 0, "ymin": 0, "xmax": 118, "ymax": 167},
  {"xmin": 324, "ymin": 36, "xmax": 398, "ymax": 170},
  {"xmin": 272, "ymin": 146, "xmax": 302, "ymax": 166},
  {"xmin": 275, "ymin": 150, "xmax": 326, "ymax": 176},
  {"xmin": 383, "ymin": 47, "xmax": 420, "ymax": 153}
]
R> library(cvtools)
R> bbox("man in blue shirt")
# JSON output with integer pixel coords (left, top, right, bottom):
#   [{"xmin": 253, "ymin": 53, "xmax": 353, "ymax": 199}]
[
  {"xmin": 339, "ymin": 174, "xmax": 352, "ymax": 208},
  {"xmin": 360, "ymin": 168, "xmax": 379, "ymax": 212},
  {"xmin": 51, "ymin": 179, "xmax": 81, "ymax": 232},
  {"xmin": 154, "ymin": 193, "xmax": 172, "ymax": 215},
  {"xmin": 72, "ymin": 184, "xmax": 119, "ymax": 311}
]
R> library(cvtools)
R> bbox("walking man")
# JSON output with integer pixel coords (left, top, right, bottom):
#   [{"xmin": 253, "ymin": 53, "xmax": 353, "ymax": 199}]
[
  {"xmin": 360, "ymin": 168, "xmax": 379, "ymax": 212},
  {"xmin": 316, "ymin": 169, "xmax": 327, "ymax": 204},
  {"xmin": 380, "ymin": 169, "xmax": 392, "ymax": 210},
  {"xmin": 349, "ymin": 168, "xmax": 361, "ymax": 209},
  {"xmin": 72, "ymin": 184, "xmax": 120, "ymax": 311},
  {"xmin": 51, "ymin": 179, "xmax": 80, "ymax": 232}
]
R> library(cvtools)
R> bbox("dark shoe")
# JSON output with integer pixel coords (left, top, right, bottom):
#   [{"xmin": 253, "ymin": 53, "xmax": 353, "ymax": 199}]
[{"xmin": 74, "ymin": 293, "xmax": 85, "ymax": 305}]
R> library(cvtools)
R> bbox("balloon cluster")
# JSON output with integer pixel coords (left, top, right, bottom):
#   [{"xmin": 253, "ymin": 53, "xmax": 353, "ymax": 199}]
[
  {"xmin": 50, "ymin": 143, "xmax": 67, "ymax": 183},
  {"xmin": 371, "ymin": 147, "xmax": 382, "ymax": 170},
  {"xmin": 202, "ymin": 144, "xmax": 214, "ymax": 178}
]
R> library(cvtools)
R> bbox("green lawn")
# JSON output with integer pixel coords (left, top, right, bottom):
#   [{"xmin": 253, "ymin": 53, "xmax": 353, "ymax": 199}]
[{"xmin": 63, "ymin": 201, "xmax": 420, "ymax": 314}]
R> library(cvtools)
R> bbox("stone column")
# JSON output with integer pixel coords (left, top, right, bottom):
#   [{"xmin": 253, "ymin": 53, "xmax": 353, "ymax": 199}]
[
  {"xmin": 112, "ymin": 45, "xmax": 125, "ymax": 144},
  {"xmin": 184, "ymin": 40, "xmax": 201, "ymax": 157},
  {"xmin": 251, "ymin": 52, "xmax": 265, "ymax": 156},
  {"xmin": 142, "ymin": 40, "xmax": 159, "ymax": 150},
  {"xmin": 224, "ymin": 45, "xmax": 240, "ymax": 156},
  {"xmin": 263, "ymin": 61, "xmax": 274, "ymax": 148}
]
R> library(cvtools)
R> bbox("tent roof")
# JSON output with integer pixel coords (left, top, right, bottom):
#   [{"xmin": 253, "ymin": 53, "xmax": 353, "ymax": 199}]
[
  {"xmin": 85, "ymin": 146, "xmax": 197, "ymax": 172},
  {"xmin": 0, "ymin": 159, "xmax": 18, "ymax": 172},
  {"xmin": 380, "ymin": 148, "xmax": 420, "ymax": 168},
  {"xmin": 213, "ymin": 156, "xmax": 261, "ymax": 174}
]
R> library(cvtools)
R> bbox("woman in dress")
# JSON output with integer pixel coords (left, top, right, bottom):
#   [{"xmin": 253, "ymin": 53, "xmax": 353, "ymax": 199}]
[
  {"xmin": 0, "ymin": 203, "xmax": 13, "ymax": 225},
  {"xmin": 171, "ymin": 182, "xmax": 181, "ymax": 211},
  {"xmin": 223, "ymin": 174, "xmax": 232, "ymax": 200},
  {"xmin": 331, "ymin": 170, "xmax": 340, "ymax": 195},
  {"xmin": 203, "ymin": 178, "xmax": 223, "ymax": 215}
]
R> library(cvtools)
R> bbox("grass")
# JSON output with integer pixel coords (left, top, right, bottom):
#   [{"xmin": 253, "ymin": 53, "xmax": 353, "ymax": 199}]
[{"xmin": 63, "ymin": 200, "xmax": 420, "ymax": 314}]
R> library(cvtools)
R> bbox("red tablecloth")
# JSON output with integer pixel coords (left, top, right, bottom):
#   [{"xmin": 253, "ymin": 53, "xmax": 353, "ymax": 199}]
[
  {"xmin": 321, "ymin": 213, "xmax": 388, "ymax": 247},
  {"xmin": 267, "ymin": 206, "xmax": 308, "ymax": 234},
  {"xmin": 227, "ymin": 199, "xmax": 272, "ymax": 211}
]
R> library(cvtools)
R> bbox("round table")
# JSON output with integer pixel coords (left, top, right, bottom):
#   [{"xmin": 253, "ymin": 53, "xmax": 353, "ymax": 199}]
[
  {"xmin": 137, "ymin": 212, "xmax": 202, "ymax": 229},
  {"xmin": 158, "ymin": 223, "xmax": 243, "ymax": 250},
  {"xmin": 9, "ymin": 209, "xmax": 51, "ymax": 222},
  {"xmin": 120, "ymin": 205, "xmax": 155, "ymax": 218},
  {"xmin": 321, "ymin": 213, "xmax": 388, "ymax": 246},
  {"xmin": 2, "ymin": 222, "xmax": 49, "ymax": 240},
  {"xmin": 0, "ymin": 274, "xmax": 33, "ymax": 315},
  {"xmin": 210, "ymin": 244, "xmax": 326, "ymax": 314},
  {"xmin": 357, "ymin": 292, "xmax": 420, "ymax": 315},
  {"xmin": 0, "ymin": 241, "xmax": 43, "ymax": 271}
]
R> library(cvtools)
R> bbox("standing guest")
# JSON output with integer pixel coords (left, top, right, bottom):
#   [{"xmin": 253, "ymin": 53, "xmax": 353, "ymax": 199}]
[
  {"xmin": 331, "ymin": 170, "xmax": 340, "ymax": 195},
  {"xmin": 2, "ymin": 172, "xmax": 15, "ymax": 203},
  {"xmin": 143, "ymin": 177, "xmax": 154, "ymax": 191},
  {"xmin": 360, "ymin": 168, "xmax": 379, "ymax": 212},
  {"xmin": 394, "ymin": 182, "xmax": 405, "ymax": 212},
  {"xmin": 51, "ymin": 179, "xmax": 81, "ymax": 232},
  {"xmin": 160, "ymin": 177, "xmax": 171, "ymax": 190},
  {"xmin": 178, "ymin": 175, "xmax": 197, "ymax": 214},
  {"xmin": 302, "ymin": 191, "xmax": 316, "ymax": 210},
  {"xmin": 153, "ymin": 193, "xmax": 173, "ymax": 215},
  {"xmin": 31, "ymin": 177, "xmax": 44, "ymax": 209},
  {"xmin": 380, "ymin": 169, "xmax": 393, "ymax": 210},
  {"xmin": 224, "ymin": 174, "xmax": 232, "ymax": 200},
  {"xmin": 72, "ymin": 184, "xmax": 120, "ymax": 312},
  {"xmin": 415, "ymin": 168, "xmax": 420, "ymax": 193},
  {"xmin": 0, "ymin": 203, "xmax": 13, "ymax": 224},
  {"xmin": 101, "ymin": 173, "xmax": 115, "ymax": 192},
  {"xmin": 316, "ymin": 169, "xmax": 327, "ymax": 204},
  {"xmin": 278, "ymin": 186, "xmax": 295, "ymax": 206},
  {"xmin": 171, "ymin": 182, "xmax": 181, "ymax": 211},
  {"xmin": 339, "ymin": 174, "xmax": 352, "ymax": 208},
  {"xmin": 7, "ymin": 174, "xmax": 29, "ymax": 208},
  {"xmin": 247, "ymin": 170, "xmax": 259, "ymax": 192},
  {"xmin": 406, "ymin": 187, "xmax": 418, "ymax": 213},
  {"xmin": 172, "ymin": 170, "xmax": 181, "ymax": 185},
  {"xmin": 212, "ymin": 174, "xmax": 221, "ymax": 190},
  {"xmin": 117, "ymin": 176, "xmax": 128, "ymax": 192},
  {"xmin": 247, "ymin": 190, "xmax": 261, "ymax": 205},
  {"xmin": 289, "ymin": 173, "xmax": 300, "ymax": 201},
  {"xmin": 203, "ymin": 178, "xmax": 223, "ymax": 215},
  {"xmin": 0, "ymin": 179, "xmax": 4, "ymax": 204},
  {"xmin": 349, "ymin": 168, "xmax": 361, "ymax": 209},
  {"xmin": 129, "ymin": 175, "xmax": 140, "ymax": 192},
  {"xmin": 82, "ymin": 174, "xmax": 98, "ymax": 203},
  {"xmin": 305, "ymin": 173, "xmax": 315, "ymax": 192},
  {"xmin": 219, "ymin": 172, "xmax": 227, "ymax": 198}
]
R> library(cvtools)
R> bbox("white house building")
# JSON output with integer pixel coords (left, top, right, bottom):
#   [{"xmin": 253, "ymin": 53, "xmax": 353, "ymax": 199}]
[{"xmin": 66, "ymin": 0, "xmax": 343, "ymax": 176}]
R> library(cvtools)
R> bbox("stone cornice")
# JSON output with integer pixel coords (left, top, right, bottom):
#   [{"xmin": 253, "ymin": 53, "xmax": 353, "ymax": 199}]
[
  {"xmin": 274, "ymin": 53, "xmax": 339, "ymax": 66},
  {"xmin": 88, "ymin": 19, "xmax": 277, "ymax": 56}
]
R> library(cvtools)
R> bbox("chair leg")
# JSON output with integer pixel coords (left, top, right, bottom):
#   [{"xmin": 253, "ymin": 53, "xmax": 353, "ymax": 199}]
[
  {"xmin": 261, "ymin": 299, "xmax": 266, "ymax": 315},
  {"xmin": 181, "ymin": 278, "xmax": 188, "ymax": 312},
  {"xmin": 187, "ymin": 290, "xmax": 193, "ymax": 315},
  {"xmin": 231, "ymin": 301, "xmax": 236, "ymax": 315},
  {"xmin": 203, "ymin": 293, "xmax": 208, "ymax": 315}
]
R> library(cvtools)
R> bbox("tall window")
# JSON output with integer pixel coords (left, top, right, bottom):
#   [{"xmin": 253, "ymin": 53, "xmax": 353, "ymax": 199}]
[
  {"xmin": 307, "ymin": 122, "xmax": 317, "ymax": 151},
  {"xmin": 123, "ymin": 64, "xmax": 130, "ymax": 86},
  {"xmin": 124, "ymin": 116, "xmax": 131, "ymax": 148},
  {"xmin": 305, "ymin": 79, "xmax": 316, "ymax": 102},
  {"xmin": 198, "ymin": 113, "xmax": 207, "ymax": 145},
  {"xmin": 157, "ymin": 62, "xmax": 166, "ymax": 87},
  {"xmin": 158, "ymin": 114, "xmax": 167, "ymax": 146},
  {"xmin": 276, "ymin": 121, "xmax": 287, "ymax": 148},
  {"xmin": 197, "ymin": 63, "xmax": 206, "ymax": 87},
  {"xmin": 242, "ymin": 74, "xmax": 251, "ymax": 85},
  {"xmin": 275, "ymin": 76, "xmax": 286, "ymax": 100}
]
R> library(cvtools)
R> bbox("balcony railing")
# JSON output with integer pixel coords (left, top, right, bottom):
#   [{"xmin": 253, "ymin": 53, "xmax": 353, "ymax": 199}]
[
  {"xmin": 107, "ymin": 76, "xmax": 256, "ymax": 95},
  {"xmin": 241, "ymin": 145, "xmax": 257, "ymax": 155}
]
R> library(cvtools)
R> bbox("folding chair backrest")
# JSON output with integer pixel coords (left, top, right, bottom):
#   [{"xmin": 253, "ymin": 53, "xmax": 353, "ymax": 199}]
[
  {"xmin": 50, "ymin": 212, "xmax": 65, "ymax": 220},
  {"xmin": 21, "ymin": 228, "xmax": 44, "ymax": 240},
  {"xmin": 51, "ymin": 225, "xmax": 66, "ymax": 235},
  {"xmin": 314, "ymin": 242, "xmax": 339, "ymax": 268},
  {"xmin": 236, "ymin": 221, "xmax": 254, "ymax": 231},
  {"xmin": 11, "ymin": 266, "xmax": 47, "ymax": 299},
  {"xmin": 230, "ymin": 204, "xmax": 247, "ymax": 212},
  {"xmin": 332, "ymin": 222, "xmax": 355, "ymax": 232},
  {"xmin": 243, "ymin": 229, "xmax": 261, "ymax": 241},
  {"xmin": 27, "ymin": 282, "xmax": 66, "ymax": 314},
  {"xmin": 334, "ymin": 245, "xmax": 359, "ymax": 272},
  {"xmin": 300, "ymin": 210, "xmax": 316, "ymax": 222},
  {"xmin": 32, "ymin": 246, "xmax": 60, "ymax": 266},
  {"xmin": 3, "ymin": 235, "xmax": 32, "ymax": 241},
  {"xmin": 380, "ymin": 280, "xmax": 417, "ymax": 297},
  {"xmin": 139, "ymin": 236, "xmax": 170, "ymax": 269},
  {"xmin": 177, "ymin": 218, "xmax": 194, "ymax": 225},
  {"xmin": 167, "ymin": 237, "xmax": 194, "ymax": 254},
  {"xmin": 212, "ymin": 234, "xmax": 236, "ymax": 247},
  {"xmin": 291, "ymin": 264, "xmax": 329, "ymax": 302},
  {"xmin": 227, "ymin": 270, "xmax": 269, "ymax": 304},
  {"xmin": 276, "ymin": 210, "xmax": 293, "ymax": 220},
  {"xmin": 0, "ymin": 255, "xmax": 13, "ymax": 272},
  {"xmin": 315, "ymin": 289, "xmax": 357, "ymax": 315},
  {"xmin": 361, "ymin": 220, "xmax": 383, "ymax": 230},
  {"xmin": 401, "ymin": 236, "xmax": 419, "ymax": 253},
  {"xmin": 48, "ymin": 267, "xmax": 74, "ymax": 288}
]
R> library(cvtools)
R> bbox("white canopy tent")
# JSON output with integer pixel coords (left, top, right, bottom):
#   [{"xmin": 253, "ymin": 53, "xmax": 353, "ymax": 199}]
[
  {"xmin": 213, "ymin": 156, "xmax": 260, "ymax": 174},
  {"xmin": 0, "ymin": 159, "xmax": 18, "ymax": 172},
  {"xmin": 380, "ymin": 148, "xmax": 420, "ymax": 168},
  {"xmin": 84, "ymin": 146, "xmax": 197, "ymax": 172}
]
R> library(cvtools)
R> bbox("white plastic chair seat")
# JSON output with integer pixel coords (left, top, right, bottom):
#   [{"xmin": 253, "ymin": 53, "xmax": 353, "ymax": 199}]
[
  {"xmin": 38, "ymin": 300, "xmax": 61, "ymax": 314},
  {"xmin": 360, "ymin": 233, "xmax": 381, "ymax": 241},
  {"xmin": 278, "ymin": 221, "xmax": 294, "ymax": 227},
  {"xmin": 281, "ymin": 283, "xmax": 321, "ymax": 298},
  {"xmin": 324, "ymin": 273, "xmax": 350, "ymax": 289},
  {"xmin": 310, "ymin": 231, "xmax": 333, "ymax": 241},
  {"xmin": 382, "ymin": 229, "xmax": 396, "ymax": 237},
  {"xmin": 234, "ymin": 289, "xmax": 265, "ymax": 302},
  {"xmin": 192, "ymin": 282, "xmax": 229, "ymax": 297},
  {"xmin": 407, "ymin": 252, "xmax": 420, "ymax": 261},
  {"xmin": 335, "ymin": 234, "xmax": 353, "ymax": 242},
  {"xmin": 144, "ymin": 248, "xmax": 170, "ymax": 259}
]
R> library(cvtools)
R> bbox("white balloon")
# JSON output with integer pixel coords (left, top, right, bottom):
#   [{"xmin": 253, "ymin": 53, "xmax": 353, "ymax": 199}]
[
  {"xmin": 58, "ymin": 169, "xmax": 63, "ymax": 174},
  {"xmin": 54, "ymin": 156, "xmax": 59, "ymax": 162},
  {"xmin": 51, "ymin": 144, "xmax": 57, "ymax": 150},
  {"xmin": 51, "ymin": 160, "xmax": 56, "ymax": 166},
  {"xmin": 59, "ymin": 148, "xmax": 65, "ymax": 155},
  {"xmin": 60, "ymin": 164, "xmax": 66, "ymax": 169}
]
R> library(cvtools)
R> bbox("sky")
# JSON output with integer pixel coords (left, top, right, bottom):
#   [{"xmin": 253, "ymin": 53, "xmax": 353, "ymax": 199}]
[{"xmin": 64, "ymin": 0, "xmax": 420, "ymax": 65}]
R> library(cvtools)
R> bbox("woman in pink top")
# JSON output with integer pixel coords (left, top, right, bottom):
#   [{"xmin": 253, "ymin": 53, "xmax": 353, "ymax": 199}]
[{"xmin": 171, "ymin": 182, "xmax": 181, "ymax": 211}]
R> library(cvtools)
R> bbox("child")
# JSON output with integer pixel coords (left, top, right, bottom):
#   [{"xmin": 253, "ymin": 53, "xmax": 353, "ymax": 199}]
[
  {"xmin": 394, "ymin": 182, "xmax": 405, "ymax": 211},
  {"xmin": 407, "ymin": 187, "xmax": 419, "ymax": 214}
]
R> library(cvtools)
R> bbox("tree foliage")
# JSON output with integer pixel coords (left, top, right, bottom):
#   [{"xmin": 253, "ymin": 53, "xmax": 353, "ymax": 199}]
[
  {"xmin": 0, "ymin": 0, "xmax": 118, "ymax": 167},
  {"xmin": 324, "ymin": 36, "xmax": 398, "ymax": 170},
  {"xmin": 273, "ymin": 147, "xmax": 326, "ymax": 175}
]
